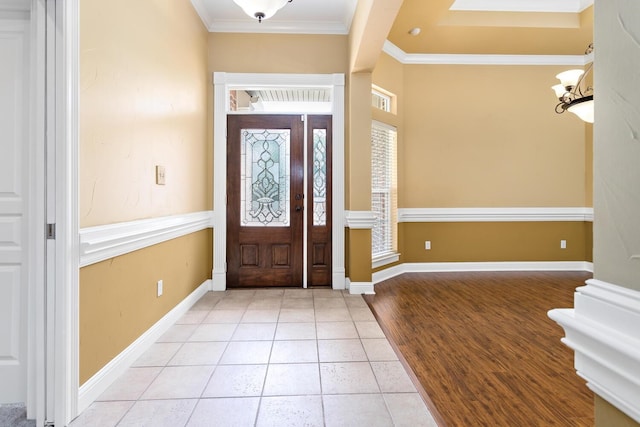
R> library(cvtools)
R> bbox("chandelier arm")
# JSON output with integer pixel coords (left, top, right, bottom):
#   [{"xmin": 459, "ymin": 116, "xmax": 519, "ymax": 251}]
[{"xmin": 555, "ymin": 102, "xmax": 568, "ymax": 114}]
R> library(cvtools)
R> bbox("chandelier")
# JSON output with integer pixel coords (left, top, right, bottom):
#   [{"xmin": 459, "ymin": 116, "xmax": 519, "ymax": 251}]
[
  {"xmin": 552, "ymin": 44, "xmax": 594, "ymax": 123},
  {"xmin": 233, "ymin": 0, "xmax": 293, "ymax": 23}
]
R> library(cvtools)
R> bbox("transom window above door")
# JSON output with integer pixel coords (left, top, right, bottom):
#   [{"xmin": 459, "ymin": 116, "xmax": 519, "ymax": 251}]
[{"xmin": 229, "ymin": 87, "xmax": 332, "ymax": 113}]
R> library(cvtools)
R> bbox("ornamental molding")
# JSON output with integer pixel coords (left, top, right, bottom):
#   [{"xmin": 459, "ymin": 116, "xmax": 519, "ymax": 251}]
[
  {"xmin": 398, "ymin": 207, "xmax": 594, "ymax": 223},
  {"xmin": 549, "ymin": 279, "xmax": 640, "ymax": 424},
  {"xmin": 79, "ymin": 211, "xmax": 214, "ymax": 267},
  {"xmin": 344, "ymin": 210, "xmax": 377, "ymax": 229}
]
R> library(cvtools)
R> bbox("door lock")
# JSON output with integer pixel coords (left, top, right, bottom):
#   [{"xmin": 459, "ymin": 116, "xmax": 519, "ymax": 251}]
[{"xmin": 295, "ymin": 206, "xmax": 303, "ymax": 212}]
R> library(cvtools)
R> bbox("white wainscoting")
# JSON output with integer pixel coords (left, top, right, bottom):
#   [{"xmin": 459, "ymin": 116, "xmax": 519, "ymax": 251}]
[
  {"xmin": 79, "ymin": 211, "xmax": 214, "ymax": 267},
  {"xmin": 549, "ymin": 279, "xmax": 640, "ymax": 424},
  {"xmin": 77, "ymin": 279, "xmax": 212, "ymax": 414},
  {"xmin": 398, "ymin": 207, "xmax": 594, "ymax": 223}
]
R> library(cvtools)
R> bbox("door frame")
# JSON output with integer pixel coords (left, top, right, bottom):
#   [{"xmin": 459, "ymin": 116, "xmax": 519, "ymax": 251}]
[{"xmin": 212, "ymin": 72, "xmax": 345, "ymax": 290}]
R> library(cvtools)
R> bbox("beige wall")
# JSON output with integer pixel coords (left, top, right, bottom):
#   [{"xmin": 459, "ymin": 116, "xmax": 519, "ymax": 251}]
[
  {"xmin": 80, "ymin": 230, "xmax": 212, "ymax": 384},
  {"xmin": 596, "ymin": 396, "xmax": 640, "ymax": 427},
  {"xmin": 402, "ymin": 64, "xmax": 587, "ymax": 208},
  {"xmin": 208, "ymin": 33, "xmax": 347, "ymax": 75},
  {"xmin": 80, "ymin": 0, "xmax": 209, "ymax": 227},
  {"xmin": 399, "ymin": 222, "xmax": 591, "ymax": 264},
  {"xmin": 370, "ymin": 51, "xmax": 593, "ymax": 269},
  {"xmin": 79, "ymin": 0, "xmax": 211, "ymax": 384}
]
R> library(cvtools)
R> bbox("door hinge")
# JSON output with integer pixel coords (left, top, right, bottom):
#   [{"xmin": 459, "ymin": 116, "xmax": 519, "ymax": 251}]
[
  {"xmin": 301, "ymin": 115, "xmax": 305, "ymax": 122},
  {"xmin": 46, "ymin": 223, "xmax": 56, "ymax": 239}
]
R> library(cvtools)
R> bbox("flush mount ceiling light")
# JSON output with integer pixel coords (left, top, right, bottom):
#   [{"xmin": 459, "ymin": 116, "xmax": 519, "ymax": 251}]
[
  {"xmin": 552, "ymin": 43, "xmax": 594, "ymax": 123},
  {"xmin": 233, "ymin": 0, "xmax": 293, "ymax": 23}
]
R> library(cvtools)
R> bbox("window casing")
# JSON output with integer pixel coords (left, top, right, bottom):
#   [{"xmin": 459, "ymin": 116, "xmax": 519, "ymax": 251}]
[{"xmin": 371, "ymin": 121, "xmax": 398, "ymax": 264}]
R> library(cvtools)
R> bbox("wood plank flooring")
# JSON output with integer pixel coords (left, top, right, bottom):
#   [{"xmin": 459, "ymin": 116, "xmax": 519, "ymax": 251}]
[{"xmin": 364, "ymin": 271, "xmax": 594, "ymax": 427}]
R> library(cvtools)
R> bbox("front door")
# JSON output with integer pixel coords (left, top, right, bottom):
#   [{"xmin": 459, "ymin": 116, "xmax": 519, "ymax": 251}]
[
  {"xmin": 227, "ymin": 115, "xmax": 305, "ymax": 287},
  {"xmin": 227, "ymin": 114, "xmax": 333, "ymax": 288}
]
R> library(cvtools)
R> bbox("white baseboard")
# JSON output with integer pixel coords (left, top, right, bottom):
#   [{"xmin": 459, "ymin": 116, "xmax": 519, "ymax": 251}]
[
  {"xmin": 347, "ymin": 279, "xmax": 375, "ymax": 295},
  {"xmin": 549, "ymin": 279, "xmax": 640, "ymax": 424},
  {"xmin": 373, "ymin": 261, "xmax": 593, "ymax": 284},
  {"xmin": 77, "ymin": 279, "xmax": 211, "ymax": 413}
]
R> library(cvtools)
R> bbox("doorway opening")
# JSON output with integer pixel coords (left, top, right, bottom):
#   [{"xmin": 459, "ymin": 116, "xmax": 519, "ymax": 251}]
[{"xmin": 212, "ymin": 73, "xmax": 345, "ymax": 291}]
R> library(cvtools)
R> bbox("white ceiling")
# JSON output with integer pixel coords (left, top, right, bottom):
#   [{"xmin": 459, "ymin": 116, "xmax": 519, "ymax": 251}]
[{"xmin": 190, "ymin": 0, "xmax": 358, "ymax": 34}]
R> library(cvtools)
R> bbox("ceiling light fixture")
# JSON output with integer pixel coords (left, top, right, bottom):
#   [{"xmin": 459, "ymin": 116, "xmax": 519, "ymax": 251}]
[
  {"xmin": 552, "ymin": 44, "xmax": 594, "ymax": 123},
  {"xmin": 232, "ymin": 0, "xmax": 293, "ymax": 23}
]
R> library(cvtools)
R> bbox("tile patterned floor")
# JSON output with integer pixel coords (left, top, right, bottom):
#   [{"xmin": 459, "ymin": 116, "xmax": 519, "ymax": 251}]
[{"xmin": 70, "ymin": 289, "xmax": 438, "ymax": 427}]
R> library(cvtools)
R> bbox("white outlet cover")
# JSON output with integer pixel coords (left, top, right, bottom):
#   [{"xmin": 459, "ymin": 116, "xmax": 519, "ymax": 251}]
[{"xmin": 157, "ymin": 280, "xmax": 163, "ymax": 296}]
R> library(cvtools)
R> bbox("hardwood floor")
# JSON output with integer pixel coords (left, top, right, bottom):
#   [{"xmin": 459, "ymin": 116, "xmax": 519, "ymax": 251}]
[{"xmin": 364, "ymin": 271, "xmax": 594, "ymax": 427}]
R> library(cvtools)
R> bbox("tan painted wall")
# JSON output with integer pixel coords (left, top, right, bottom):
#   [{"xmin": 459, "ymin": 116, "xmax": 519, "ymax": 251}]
[
  {"xmin": 79, "ymin": 0, "xmax": 211, "ymax": 384},
  {"xmin": 80, "ymin": 0, "xmax": 209, "ymax": 227},
  {"xmin": 402, "ymin": 64, "xmax": 587, "ymax": 208},
  {"xmin": 596, "ymin": 396, "xmax": 640, "ymax": 427},
  {"xmin": 208, "ymin": 33, "xmax": 347, "ymax": 75},
  {"xmin": 79, "ymin": 230, "xmax": 212, "ymax": 385},
  {"xmin": 399, "ymin": 222, "xmax": 591, "ymax": 263}
]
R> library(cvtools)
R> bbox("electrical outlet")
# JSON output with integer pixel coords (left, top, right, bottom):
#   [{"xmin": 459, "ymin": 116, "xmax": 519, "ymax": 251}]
[
  {"xmin": 157, "ymin": 280, "xmax": 163, "ymax": 297},
  {"xmin": 560, "ymin": 240, "xmax": 567, "ymax": 249},
  {"xmin": 425, "ymin": 241, "xmax": 431, "ymax": 250},
  {"xmin": 156, "ymin": 165, "xmax": 166, "ymax": 185}
]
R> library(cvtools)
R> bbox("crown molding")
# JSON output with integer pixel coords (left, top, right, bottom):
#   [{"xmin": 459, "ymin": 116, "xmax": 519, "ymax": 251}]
[
  {"xmin": 449, "ymin": 0, "xmax": 593, "ymax": 13},
  {"xmin": 383, "ymin": 40, "xmax": 589, "ymax": 66},
  {"xmin": 398, "ymin": 207, "xmax": 594, "ymax": 223},
  {"xmin": 206, "ymin": 19, "xmax": 349, "ymax": 35},
  {"xmin": 549, "ymin": 279, "xmax": 640, "ymax": 424}
]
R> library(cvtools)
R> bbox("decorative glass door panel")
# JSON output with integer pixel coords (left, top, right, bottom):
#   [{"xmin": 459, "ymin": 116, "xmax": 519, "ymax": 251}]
[
  {"xmin": 312, "ymin": 128, "xmax": 327, "ymax": 227},
  {"xmin": 307, "ymin": 116, "xmax": 332, "ymax": 286},
  {"xmin": 240, "ymin": 129, "xmax": 291, "ymax": 227}
]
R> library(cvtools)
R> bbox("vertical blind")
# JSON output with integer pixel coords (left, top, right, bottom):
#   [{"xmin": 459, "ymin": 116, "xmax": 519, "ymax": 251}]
[{"xmin": 371, "ymin": 121, "xmax": 397, "ymax": 257}]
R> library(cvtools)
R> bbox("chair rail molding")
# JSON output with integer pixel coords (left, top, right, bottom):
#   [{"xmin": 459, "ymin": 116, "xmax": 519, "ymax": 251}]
[
  {"xmin": 79, "ymin": 211, "xmax": 214, "ymax": 267},
  {"xmin": 345, "ymin": 210, "xmax": 377, "ymax": 229},
  {"xmin": 398, "ymin": 207, "xmax": 594, "ymax": 223},
  {"xmin": 548, "ymin": 279, "xmax": 640, "ymax": 424}
]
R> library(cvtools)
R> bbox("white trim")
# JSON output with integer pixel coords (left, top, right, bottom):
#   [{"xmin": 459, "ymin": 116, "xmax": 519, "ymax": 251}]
[
  {"xmin": 77, "ymin": 280, "xmax": 211, "ymax": 414},
  {"xmin": 449, "ymin": 0, "xmax": 593, "ymax": 13},
  {"xmin": 372, "ymin": 252, "xmax": 400, "ymax": 269},
  {"xmin": 206, "ymin": 20, "xmax": 349, "ymax": 35},
  {"xmin": 189, "ymin": 0, "xmax": 353, "ymax": 35},
  {"xmin": 213, "ymin": 73, "xmax": 346, "ymax": 291},
  {"xmin": 347, "ymin": 280, "xmax": 375, "ymax": 295},
  {"xmin": 398, "ymin": 207, "xmax": 594, "ymax": 223},
  {"xmin": 55, "ymin": 0, "xmax": 80, "ymax": 425},
  {"xmin": 373, "ymin": 261, "xmax": 594, "ymax": 284},
  {"xmin": 548, "ymin": 279, "xmax": 640, "ymax": 424},
  {"xmin": 79, "ymin": 211, "xmax": 214, "ymax": 267},
  {"xmin": 383, "ymin": 40, "xmax": 589, "ymax": 66},
  {"xmin": 344, "ymin": 210, "xmax": 377, "ymax": 229}
]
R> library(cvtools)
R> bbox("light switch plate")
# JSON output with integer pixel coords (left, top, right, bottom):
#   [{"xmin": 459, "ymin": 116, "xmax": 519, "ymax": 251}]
[{"xmin": 156, "ymin": 165, "xmax": 166, "ymax": 185}]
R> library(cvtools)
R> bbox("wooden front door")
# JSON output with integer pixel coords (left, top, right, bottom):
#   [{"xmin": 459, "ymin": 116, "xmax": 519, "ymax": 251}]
[{"xmin": 227, "ymin": 115, "xmax": 305, "ymax": 287}]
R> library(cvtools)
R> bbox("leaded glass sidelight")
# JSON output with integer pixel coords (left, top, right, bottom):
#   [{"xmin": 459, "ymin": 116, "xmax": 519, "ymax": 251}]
[
  {"xmin": 313, "ymin": 129, "xmax": 327, "ymax": 226},
  {"xmin": 240, "ymin": 129, "xmax": 291, "ymax": 227}
]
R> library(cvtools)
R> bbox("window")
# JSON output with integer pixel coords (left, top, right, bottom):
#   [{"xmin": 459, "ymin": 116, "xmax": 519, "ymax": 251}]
[
  {"xmin": 371, "ymin": 121, "xmax": 398, "ymax": 264},
  {"xmin": 371, "ymin": 88, "xmax": 392, "ymax": 113}
]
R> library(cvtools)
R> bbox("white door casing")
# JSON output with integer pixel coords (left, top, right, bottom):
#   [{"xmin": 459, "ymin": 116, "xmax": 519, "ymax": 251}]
[{"xmin": 212, "ymin": 73, "xmax": 346, "ymax": 291}]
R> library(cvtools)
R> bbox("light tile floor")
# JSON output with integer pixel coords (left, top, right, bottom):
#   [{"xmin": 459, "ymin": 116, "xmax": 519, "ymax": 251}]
[{"xmin": 70, "ymin": 288, "xmax": 438, "ymax": 427}]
